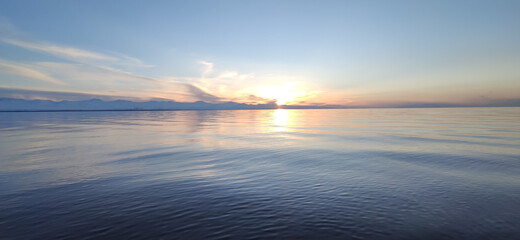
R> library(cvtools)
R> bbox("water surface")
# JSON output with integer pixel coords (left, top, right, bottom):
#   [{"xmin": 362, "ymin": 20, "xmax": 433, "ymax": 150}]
[{"xmin": 1, "ymin": 108, "xmax": 520, "ymax": 239}]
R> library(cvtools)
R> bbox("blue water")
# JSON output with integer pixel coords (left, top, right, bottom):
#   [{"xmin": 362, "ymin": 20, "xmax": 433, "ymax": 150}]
[{"xmin": 1, "ymin": 108, "xmax": 519, "ymax": 239}]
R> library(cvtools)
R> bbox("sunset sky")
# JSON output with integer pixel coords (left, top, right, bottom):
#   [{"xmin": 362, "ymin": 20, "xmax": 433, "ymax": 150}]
[{"xmin": 1, "ymin": 0, "xmax": 519, "ymax": 106}]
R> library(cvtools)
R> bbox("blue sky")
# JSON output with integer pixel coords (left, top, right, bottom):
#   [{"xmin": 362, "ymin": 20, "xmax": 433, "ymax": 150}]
[{"xmin": 0, "ymin": 0, "xmax": 519, "ymax": 106}]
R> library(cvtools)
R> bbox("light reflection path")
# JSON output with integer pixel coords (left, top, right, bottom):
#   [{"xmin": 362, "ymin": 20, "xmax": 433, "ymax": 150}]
[{"xmin": 273, "ymin": 109, "xmax": 289, "ymax": 132}]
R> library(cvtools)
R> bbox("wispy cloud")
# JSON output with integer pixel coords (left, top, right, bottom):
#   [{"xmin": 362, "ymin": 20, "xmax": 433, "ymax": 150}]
[
  {"xmin": 2, "ymin": 38, "xmax": 116, "ymax": 61},
  {"xmin": 0, "ymin": 87, "xmax": 141, "ymax": 101},
  {"xmin": 108, "ymin": 52, "xmax": 155, "ymax": 68},
  {"xmin": 0, "ymin": 27, "xmax": 160, "ymax": 93},
  {"xmin": 94, "ymin": 65, "xmax": 158, "ymax": 82},
  {"xmin": 1, "ymin": 38, "xmax": 153, "ymax": 68},
  {"xmin": 199, "ymin": 60, "xmax": 214, "ymax": 78},
  {"xmin": 0, "ymin": 23, "xmax": 256, "ymax": 103},
  {"xmin": 0, "ymin": 59, "xmax": 65, "ymax": 85},
  {"xmin": 0, "ymin": 60, "xmax": 224, "ymax": 103},
  {"xmin": 28, "ymin": 62, "xmax": 160, "ymax": 92}
]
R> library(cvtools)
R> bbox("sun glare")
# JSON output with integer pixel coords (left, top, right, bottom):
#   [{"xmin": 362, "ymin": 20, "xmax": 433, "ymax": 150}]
[{"xmin": 256, "ymin": 83, "xmax": 306, "ymax": 105}]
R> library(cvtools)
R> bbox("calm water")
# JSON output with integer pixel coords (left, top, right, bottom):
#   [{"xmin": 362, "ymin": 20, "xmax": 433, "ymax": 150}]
[{"xmin": 1, "ymin": 108, "xmax": 519, "ymax": 239}]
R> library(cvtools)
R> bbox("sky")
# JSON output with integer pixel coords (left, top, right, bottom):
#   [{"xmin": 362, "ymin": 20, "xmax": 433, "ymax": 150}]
[{"xmin": 0, "ymin": 0, "xmax": 519, "ymax": 106}]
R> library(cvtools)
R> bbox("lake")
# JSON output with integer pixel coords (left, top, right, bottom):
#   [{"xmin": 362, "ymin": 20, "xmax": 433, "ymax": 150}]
[{"xmin": 1, "ymin": 108, "xmax": 519, "ymax": 239}]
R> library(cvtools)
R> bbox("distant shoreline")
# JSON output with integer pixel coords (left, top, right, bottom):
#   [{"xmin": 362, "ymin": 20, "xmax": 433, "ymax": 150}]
[
  {"xmin": 1, "ymin": 106, "xmax": 519, "ymax": 113},
  {"xmin": 2, "ymin": 97, "xmax": 519, "ymax": 112}
]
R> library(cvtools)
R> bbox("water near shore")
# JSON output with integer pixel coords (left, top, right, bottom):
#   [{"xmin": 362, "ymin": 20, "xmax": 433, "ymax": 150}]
[{"xmin": 1, "ymin": 108, "xmax": 519, "ymax": 239}]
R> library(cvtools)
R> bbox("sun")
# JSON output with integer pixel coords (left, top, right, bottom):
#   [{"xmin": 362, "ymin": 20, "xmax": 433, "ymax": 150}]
[
  {"xmin": 276, "ymin": 99, "xmax": 287, "ymax": 105},
  {"xmin": 273, "ymin": 93, "xmax": 291, "ymax": 105},
  {"xmin": 255, "ymin": 83, "xmax": 306, "ymax": 106}
]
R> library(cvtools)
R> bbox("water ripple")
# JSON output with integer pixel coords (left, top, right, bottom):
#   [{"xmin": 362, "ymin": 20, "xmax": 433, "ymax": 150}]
[{"xmin": 1, "ymin": 108, "xmax": 519, "ymax": 239}]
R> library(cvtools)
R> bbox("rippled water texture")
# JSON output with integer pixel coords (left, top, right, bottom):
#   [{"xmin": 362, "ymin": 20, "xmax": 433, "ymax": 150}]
[{"xmin": 1, "ymin": 108, "xmax": 520, "ymax": 239}]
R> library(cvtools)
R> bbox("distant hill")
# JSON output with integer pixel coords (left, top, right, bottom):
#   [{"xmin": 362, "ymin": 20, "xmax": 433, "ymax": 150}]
[
  {"xmin": 1, "ymin": 97, "xmax": 519, "ymax": 112},
  {"xmin": 0, "ymin": 98, "xmax": 278, "ymax": 111}
]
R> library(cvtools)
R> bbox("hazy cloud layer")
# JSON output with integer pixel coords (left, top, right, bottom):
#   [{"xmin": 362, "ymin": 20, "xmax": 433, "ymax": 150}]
[
  {"xmin": 2, "ymin": 38, "xmax": 116, "ymax": 61},
  {"xmin": 0, "ymin": 87, "xmax": 140, "ymax": 101},
  {"xmin": 0, "ymin": 59, "xmax": 64, "ymax": 85}
]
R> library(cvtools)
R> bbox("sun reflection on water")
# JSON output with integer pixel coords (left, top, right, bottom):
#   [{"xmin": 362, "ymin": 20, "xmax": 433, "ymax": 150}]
[{"xmin": 273, "ymin": 109, "xmax": 289, "ymax": 132}]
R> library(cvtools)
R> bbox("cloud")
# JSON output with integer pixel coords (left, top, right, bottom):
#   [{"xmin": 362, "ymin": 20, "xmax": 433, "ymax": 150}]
[
  {"xmin": 109, "ymin": 52, "xmax": 155, "ymax": 68},
  {"xmin": 0, "ymin": 24, "xmax": 228, "ymax": 102},
  {"xmin": 0, "ymin": 59, "xmax": 65, "ymax": 85},
  {"xmin": 182, "ymin": 83, "xmax": 222, "ymax": 103},
  {"xmin": 199, "ymin": 60, "xmax": 214, "ymax": 78},
  {"xmin": 238, "ymin": 94, "xmax": 277, "ymax": 104},
  {"xmin": 2, "ymin": 38, "xmax": 116, "ymax": 61},
  {"xmin": 0, "ymin": 87, "xmax": 141, "ymax": 101},
  {"xmin": 217, "ymin": 71, "xmax": 238, "ymax": 79},
  {"xmin": 0, "ymin": 59, "xmax": 224, "ymax": 103},
  {"xmin": 93, "ymin": 65, "xmax": 158, "ymax": 82},
  {"xmin": 1, "ymin": 38, "xmax": 153, "ymax": 68},
  {"xmin": 28, "ymin": 62, "xmax": 159, "ymax": 91},
  {"xmin": 33, "ymin": 62, "xmax": 108, "ymax": 80}
]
